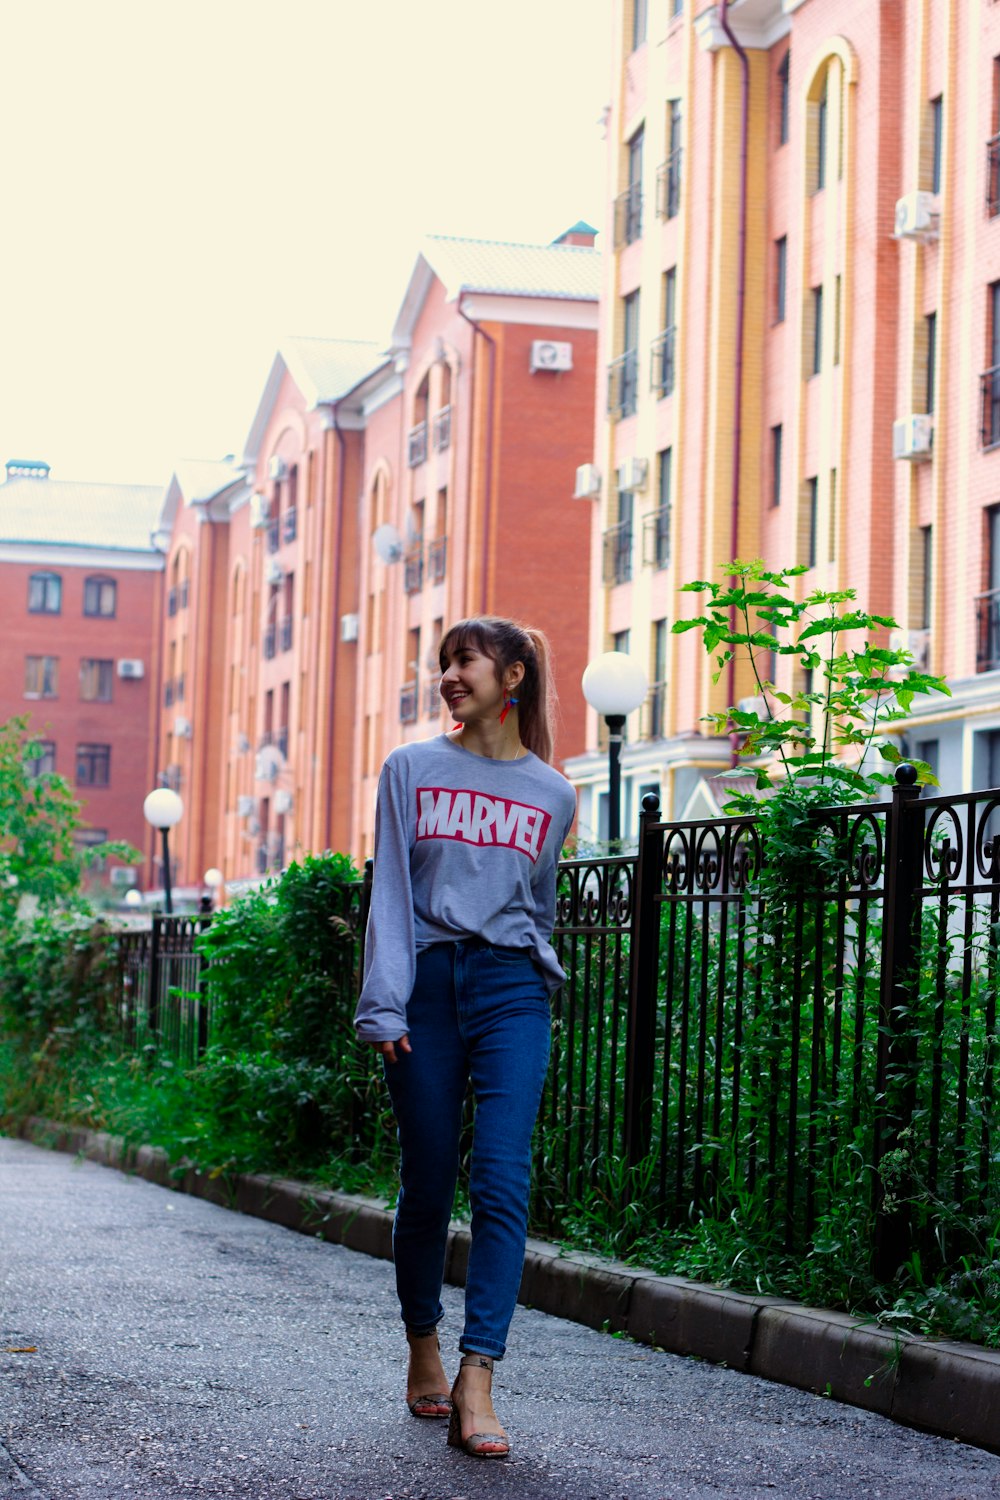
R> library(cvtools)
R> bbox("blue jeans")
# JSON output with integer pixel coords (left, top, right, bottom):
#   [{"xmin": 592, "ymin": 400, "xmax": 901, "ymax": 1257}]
[{"xmin": 383, "ymin": 938, "xmax": 551, "ymax": 1359}]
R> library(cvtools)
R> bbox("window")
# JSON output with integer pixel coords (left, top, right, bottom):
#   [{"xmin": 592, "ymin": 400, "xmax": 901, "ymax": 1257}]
[
  {"xmin": 771, "ymin": 425, "xmax": 783, "ymax": 508},
  {"xmin": 604, "ymin": 487, "xmax": 634, "ymax": 585},
  {"xmin": 984, "ymin": 283, "xmax": 1000, "ymax": 447},
  {"xmin": 612, "ymin": 629, "xmax": 631, "ymax": 655},
  {"xmin": 915, "ymin": 739, "xmax": 940, "ymax": 783},
  {"xmin": 833, "ymin": 275, "xmax": 842, "ymax": 366},
  {"xmin": 25, "ymin": 740, "xmax": 56, "ymax": 777},
  {"xmin": 616, "ymin": 127, "xmax": 644, "ymax": 245},
  {"xmin": 990, "ymin": 60, "xmax": 1000, "ymax": 217},
  {"xmin": 777, "ymin": 51, "xmax": 790, "ymax": 146},
  {"xmin": 921, "ymin": 525, "xmax": 933, "ymax": 629},
  {"xmin": 631, "ymin": 0, "xmax": 647, "ymax": 51},
  {"xmin": 828, "ymin": 468, "xmax": 837, "ymax": 564},
  {"xmin": 811, "ymin": 285, "xmax": 824, "ymax": 375},
  {"xmin": 930, "ymin": 96, "xmax": 943, "ymax": 195},
  {"xmin": 645, "ymin": 447, "xmax": 672, "ymax": 568},
  {"xmin": 25, "ymin": 655, "xmax": 58, "ymax": 698},
  {"xmin": 80, "ymin": 658, "xmax": 113, "ymax": 702},
  {"xmin": 925, "ymin": 311, "xmax": 937, "ymax": 413},
  {"xmin": 83, "ymin": 575, "xmax": 116, "ymax": 617},
  {"xmin": 74, "ymin": 827, "xmax": 109, "ymax": 870},
  {"xmin": 667, "ymin": 100, "xmax": 682, "ymax": 218},
  {"xmin": 807, "ymin": 477, "xmax": 819, "ymax": 568},
  {"xmin": 647, "ymin": 620, "xmax": 668, "ymax": 739},
  {"xmin": 28, "ymin": 571, "xmax": 61, "ymax": 614},
  {"xmin": 775, "ymin": 236, "xmax": 787, "ymax": 323},
  {"xmin": 652, "ymin": 269, "xmax": 676, "ymax": 398},
  {"xmin": 76, "ymin": 743, "xmax": 111, "ymax": 787},
  {"xmin": 610, "ymin": 291, "xmax": 641, "ymax": 419},
  {"xmin": 816, "ymin": 79, "xmax": 828, "ymax": 191}
]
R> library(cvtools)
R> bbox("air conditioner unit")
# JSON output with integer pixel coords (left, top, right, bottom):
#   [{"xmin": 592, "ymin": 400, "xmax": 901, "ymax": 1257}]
[
  {"xmin": 173, "ymin": 716, "xmax": 192, "ymax": 739},
  {"xmin": 274, "ymin": 789, "xmax": 293, "ymax": 815},
  {"xmin": 892, "ymin": 414, "xmax": 934, "ymax": 461},
  {"xmin": 249, "ymin": 492, "xmax": 270, "ymax": 528},
  {"xmin": 530, "ymin": 340, "xmax": 573, "ymax": 373},
  {"xmin": 265, "ymin": 560, "xmax": 284, "ymax": 586},
  {"xmin": 616, "ymin": 457, "xmax": 649, "ymax": 492},
  {"xmin": 268, "ymin": 455, "xmax": 288, "ymax": 482},
  {"xmin": 340, "ymin": 612, "xmax": 360, "ymax": 642},
  {"xmin": 237, "ymin": 794, "xmax": 256, "ymax": 818},
  {"xmin": 573, "ymin": 463, "xmax": 601, "ymax": 499},
  {"xmin": 117, "ymin": 658, "xmax": 145, "ymax": 680},
  {"xmin": 893, "ymin": 191, "xmax": 939, "ymax": 242},
  {"xmin": 255, "ymin": 746, "xmax": 282, "ymax": 782}
]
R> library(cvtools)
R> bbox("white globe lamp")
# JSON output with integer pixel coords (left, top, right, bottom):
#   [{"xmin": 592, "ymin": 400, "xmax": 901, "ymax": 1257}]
[{"xmin": 582, "ymin": 652, "xmax": 649, "ymax": 845}]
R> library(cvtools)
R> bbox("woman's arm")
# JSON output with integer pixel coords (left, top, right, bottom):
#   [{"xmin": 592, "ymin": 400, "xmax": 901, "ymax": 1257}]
[{"xmin": 354, "ymin": 759, "xmax": 418, "ymax": 1048}]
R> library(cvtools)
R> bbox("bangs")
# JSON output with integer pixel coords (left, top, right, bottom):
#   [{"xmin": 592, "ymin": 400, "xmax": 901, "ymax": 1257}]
[{"xmin": 438, "ymin": 618, "xmax": 500, "ymax": 672}]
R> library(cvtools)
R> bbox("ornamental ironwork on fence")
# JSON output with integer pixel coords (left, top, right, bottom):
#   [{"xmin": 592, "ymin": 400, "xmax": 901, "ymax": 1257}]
[{"xmin": 112, "ymin": 766, "xmax": 999, "ymax": 1278}]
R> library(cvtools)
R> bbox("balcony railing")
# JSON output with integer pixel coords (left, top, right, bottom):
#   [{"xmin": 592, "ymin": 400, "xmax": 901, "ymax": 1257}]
[
  {"xmin": 976, "ymin": 588, "xmax": 1000, "ymax": 672},
  {"xmin": 266, "ymin": 520, "xmax": 280, "ymax": 554},
  {"xmin": 175, "ymin": 674, "xmax": 185, "ymax": 702},
  {"xmin": 263, "ymin": 623, "xmax": 277, "ymax": 660},
  {"xmin": 167, "ymin": 588, "xmax": 177, "ymax": 618},
  {"xmin": 641, "ymin": 680, "xmax": 667, "ymax": 740},
  {"xmin": 424, "ymin": 675, "xmax": 443, "ymax": 717},
  {"xmin": 399, "ymin": 680, "xmax": 419, "ymax": 724},
  {"xmin": 404, "ymin": 546, "xmax": 424, "ymax": 595},
  {"xmin": 433, "ymin": 406, "xmax": 452, "ymax": 452},
  {"xmin": 407, "ymin": 421, "xmax": 428, "ymax": 468},
  {"xmin": 427, "ymin": 535, "xmax": 447, "ymax": 584},
  {"xmin": 283, "ymin": 506, "xmax": 297, "ymax": 543},
  {"xmin": 657, "ymin": 150, "xmax": 682, "ymax": 220},
  {"xmin": 602, "ymin": 523, "xmax": 633, "ymax": 586},
  {"xmin": 164, "ymin": 680, "xmax": 175, "ymax": 708},
  {"xmin": 642, "ymin": 506, "xmax": 671, "ymax": 569},
  {"xmin": 613, "ymin": 182, "xmax": 643, "ymax": 247},
  {"xmin": 607, "ymin": 351, "xmax": 639, "ymax": 421},
  {"xmin": 276, "ymin": 725, "xmax": 289, "ymax": 758},
  {"xmin": 280, "ymin": 615, "xmax": 293, "ymax": 651},
  {"xmin": 981, "ymin": 365, "xmax": 1000, "ymax": 449},
  {"xmin": 650, "ymin": 327, "xmax": 676, "ymax": 399},
  {"xmin": 988, "ymin": 134, "xmax": 1000, "ymax": 217}
]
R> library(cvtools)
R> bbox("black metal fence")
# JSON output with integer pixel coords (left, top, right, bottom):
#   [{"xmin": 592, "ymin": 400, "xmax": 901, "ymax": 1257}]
[{"xmin": 114, "ymin": 767, "xmax": 1000, "ymax": 1278}]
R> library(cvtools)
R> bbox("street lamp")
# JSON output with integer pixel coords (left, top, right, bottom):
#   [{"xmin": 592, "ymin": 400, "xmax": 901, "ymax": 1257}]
[
  {"xmin": 582, "ymin": 651, "xmax": 649, "ymax": 846},
  {"xmin": 143, "ymin": 788, "xmax": 184, "ymax": 915},
  {"xmin": 203, "ymin": 866, "xmax": 224, "ymax": 912}
]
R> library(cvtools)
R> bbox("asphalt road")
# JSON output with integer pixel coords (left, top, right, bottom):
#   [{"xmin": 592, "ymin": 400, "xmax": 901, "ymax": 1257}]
[{"xmin": 2, "ymin": 1136, "xmax": 999, "ymax": 1500}]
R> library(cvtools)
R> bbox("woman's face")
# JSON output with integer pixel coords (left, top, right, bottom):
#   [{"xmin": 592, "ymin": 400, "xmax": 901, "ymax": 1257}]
[{"xmin": 440, "ymin": 642, "xmax": 511, "ymax": 723}]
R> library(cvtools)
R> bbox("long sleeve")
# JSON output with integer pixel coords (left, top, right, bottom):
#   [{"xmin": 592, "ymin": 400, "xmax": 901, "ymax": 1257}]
[{"xmin": 354, "ymin": 759, "xmax": 417, "ymax": 1041}]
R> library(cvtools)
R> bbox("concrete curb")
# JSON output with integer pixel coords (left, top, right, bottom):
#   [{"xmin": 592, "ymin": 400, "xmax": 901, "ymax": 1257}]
[{"xmin": 20, "ymin": 1116, "xmax": 1000, "ymax": 1454}]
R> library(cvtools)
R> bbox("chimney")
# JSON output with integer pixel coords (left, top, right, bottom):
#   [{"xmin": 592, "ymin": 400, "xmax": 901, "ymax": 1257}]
[
  {"xmin": 6, "ymin": 460, "xmax": 51, "ymax": 481},
  {"xmin": 552, "ymin": 220, "xmax": 598, "ymax": 248}
]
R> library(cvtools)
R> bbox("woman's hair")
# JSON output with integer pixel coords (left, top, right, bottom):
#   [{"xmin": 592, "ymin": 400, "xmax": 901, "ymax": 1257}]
[{"xmin": 438, "ymin": 616, "xmax": 557, "ymax": 763}]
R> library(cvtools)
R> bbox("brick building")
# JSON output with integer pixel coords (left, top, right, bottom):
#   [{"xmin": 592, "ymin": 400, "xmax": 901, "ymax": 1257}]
[
  {"xmin": 0, "ymin": 459, "xmax": 163, "ymax": 880},
  {"xmin": 568, "ymin": 0, "xmax": 1000, "ymax": 838}
]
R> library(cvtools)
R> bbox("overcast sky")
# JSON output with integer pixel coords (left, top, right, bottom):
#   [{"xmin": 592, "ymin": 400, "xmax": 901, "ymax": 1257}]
[{"xmin": 0, "ymin": 0, "xmax": 610, "ymax": 486}]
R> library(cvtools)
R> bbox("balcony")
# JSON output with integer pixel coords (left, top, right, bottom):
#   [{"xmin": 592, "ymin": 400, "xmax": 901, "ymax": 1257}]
[
  {"xmin": 424, "ymin": 675, "xmax": 443, "ymax": 717},
  {"xmin": 167, "ymin": 588, "xmax": 177, "ymax": 618},
  {"xmin": 266, "ymin": 520, "xmax": 280, "ymax": 554},
  {"xmin": 427, "ymin": 535, "xmax": 447, "ymax": 584},
  {"xmin": 164, "ymin": 680, "xmax": 174, "ymax": 708},
  {"xmin": 613, "ymin": 182, "xmax": 643, "ymax": 247},
  {"xmin": 977, "ymin": 588, "xmax": 1000, "ymax": 671},
  {"xmin": 607, "ymin": 351, "xmax": 639, "ymax": 421},
  {"xmin": 643, "ymin": 506, "xmax": 671, "ymax": 569},
  {"xmin": 404, "ymin": 546, "xmax": 424, "ymax": 595},
  {"xmin": 263, "ymin": 623, "xmax": 277, "ymax": 660},
  {"xmin": 276, "ymin": 724, "xmax": 289, "ymax": 758},
  {"xmin": 988, "ymin": 134, "xmax": 1000, "ymax": 217},
  {"xmin": 641, "ymin": 680, "xmax": 667, "ymax": 740},
  {"xmin": 399, "ymin": 680, "xmax": 419, "ymax": 724},
  {"xmin": 433, "ymin": 406, "xmax": 452, "ymax": 452},
  {"xmin": 981, "ymin": 366, "xmax": 1000, "ymax": 449},
  {"xmin": 657, "ymin": 151, "xmax": 682, "ymax": 220},
  {"xmin": 175, "ymin": 673, "xmax": 185, "ymax": 702},
  {"xmin": 407, "ymin": 421, "xmax": 428, "ymax": 468},
  {"xmin": 280, "ymin": 615, "xmax": 293, "ymax": 652},
  {"xmin": 602, "ymin": 523, "xmax": 633, "ymax": 586},
  {"xmin": 650, "ymin": 327, "xmax": 676, "ymax": 399},
  {"xmin": 283, "ymin": 507, "xmax": 297, "ymax": 544}
]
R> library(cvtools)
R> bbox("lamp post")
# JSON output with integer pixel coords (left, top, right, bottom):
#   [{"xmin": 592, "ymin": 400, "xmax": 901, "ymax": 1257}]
[
  {"xmin": 202, "ymin": 866, "xmax": 224, "ymax": 913},
  {"xmin": 582, "ymin": 651, "xmax": 649, "ymax": 846},
  {"xmin": 143, "ymin": 788, "xmax": 184, "ymax": 915}
]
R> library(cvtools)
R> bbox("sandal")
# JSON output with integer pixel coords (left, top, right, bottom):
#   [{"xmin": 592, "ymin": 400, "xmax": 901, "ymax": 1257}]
[
  {"xmin": 405, "ymin": 1329, "xmax": 452, "ymax": 1419},
  {"xmin": 447, "ymin": 1354, "xmax": 510, "ymax": 1458}
]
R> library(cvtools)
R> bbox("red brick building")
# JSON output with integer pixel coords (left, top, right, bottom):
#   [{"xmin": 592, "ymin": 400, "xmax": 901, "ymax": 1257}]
[{"xmin": 0, "ymin": 459, "xmax": 163, "ymax": 881}]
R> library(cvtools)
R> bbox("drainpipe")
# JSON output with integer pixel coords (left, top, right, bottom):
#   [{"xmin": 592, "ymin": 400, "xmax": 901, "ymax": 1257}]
[
  {"xmin": 719, "ymin": 0, "xmax": 750, "ymax": 765},
  {"xmin": 324, "ymin": 400, "xmax": 347, "ymax": 849},
  {"xmin": 457, "ymin": 300, "xmax": 497, "ymax": 614}
]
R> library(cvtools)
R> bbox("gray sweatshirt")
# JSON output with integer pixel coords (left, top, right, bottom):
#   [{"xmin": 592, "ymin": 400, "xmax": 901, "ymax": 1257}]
[{"xmin": 354, "ymin": 733, "xmax": 577, "ymax": 1042}]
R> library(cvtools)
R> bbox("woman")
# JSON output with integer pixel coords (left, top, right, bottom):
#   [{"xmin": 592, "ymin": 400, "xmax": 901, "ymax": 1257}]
[{"xmin": 354, "ymin": 616, "xmax": 576, "ymax": 1459}]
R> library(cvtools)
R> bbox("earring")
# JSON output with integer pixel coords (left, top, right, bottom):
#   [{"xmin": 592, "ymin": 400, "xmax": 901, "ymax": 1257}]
[{"xmin": 499, "ymin": 694, "xmax": 518, "ymax": 726}]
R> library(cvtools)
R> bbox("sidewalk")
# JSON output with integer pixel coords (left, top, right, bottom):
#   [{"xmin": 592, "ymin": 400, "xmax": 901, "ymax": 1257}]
[{"xmin": 3, "ymin": 1135, "xmax": 1000, "ymax": 1500}]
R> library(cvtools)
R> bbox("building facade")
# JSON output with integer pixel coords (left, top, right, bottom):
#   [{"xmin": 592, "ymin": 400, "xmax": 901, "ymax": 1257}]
[
  {"xmin": 569, "ymin": 0, "xmax": 1000, "ymax": 838},
  {"xmin": 0, "ymin": 460, "xmax": 163, "ymax": 880}
]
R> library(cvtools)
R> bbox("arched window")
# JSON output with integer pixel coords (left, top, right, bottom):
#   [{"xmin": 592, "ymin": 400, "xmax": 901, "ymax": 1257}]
[
  {"xmin": 28, "ymin": 571, "xmax": 61, "ymax": 614},
  {"xmin": 83, "ymin": 575, "xmax": 116, "ymax": 618}
]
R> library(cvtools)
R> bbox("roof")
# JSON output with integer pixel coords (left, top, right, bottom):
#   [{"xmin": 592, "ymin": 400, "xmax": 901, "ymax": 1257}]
[
  {"xmin": 155, "ymin": 460, "xmax": 249, "ymax": 539},
  {"xmin": 422, "ymin": 233, "xmax": 600, "ymax": 302},
  {"xmin": 0, "ymin": 476, "xmax": 164, "ymax": 553},
  {"xmin": 242, "ymin": 337, "xmax": 388, "ymax": 465}
]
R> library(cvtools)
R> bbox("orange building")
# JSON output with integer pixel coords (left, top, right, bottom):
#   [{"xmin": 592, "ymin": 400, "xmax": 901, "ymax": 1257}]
[
  {"xmin": 568, "ymin": 0, "xmax": 1000, "ymax": 837},
  {"xmin": 0, "ymin": 459, "xmax": 163, "ymax": 881}
]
